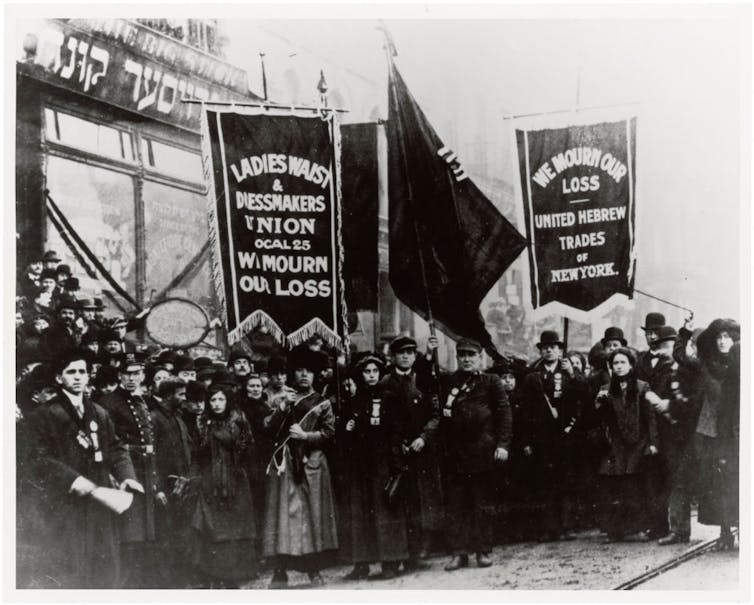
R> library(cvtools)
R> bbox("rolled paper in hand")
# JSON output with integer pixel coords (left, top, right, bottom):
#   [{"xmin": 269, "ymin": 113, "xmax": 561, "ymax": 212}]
[{"xmin": 90, "ymin": 486, "xmax": 134, "ymax": 514}]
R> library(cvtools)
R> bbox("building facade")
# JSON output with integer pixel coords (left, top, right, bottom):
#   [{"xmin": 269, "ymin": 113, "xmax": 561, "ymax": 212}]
[{"xmin": 16, "ymin": 18, "xmax": 261, "ymax": 354}]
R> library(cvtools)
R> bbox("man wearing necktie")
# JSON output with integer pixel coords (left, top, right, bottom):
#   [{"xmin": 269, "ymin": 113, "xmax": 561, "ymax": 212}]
[
  {"xmin": 100, "ymin": 352, "xmax": 164, "ymax": 587},
  {"xmin": 24, "ymin": 349, "xmax": 138, "ymax": 588},
  {"xmin": 635, "ymin": 313, "xmax": 667, "ymax": 383}
]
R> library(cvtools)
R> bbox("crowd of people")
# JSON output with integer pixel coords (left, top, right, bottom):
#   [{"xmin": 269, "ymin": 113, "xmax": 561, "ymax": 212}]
[{"xmin": 15, "ymin": 251, "xmax": 741, "ymax": 589}]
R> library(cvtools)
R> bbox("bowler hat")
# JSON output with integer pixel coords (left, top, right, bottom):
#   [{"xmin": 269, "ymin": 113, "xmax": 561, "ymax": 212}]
[
  {"xmin": 194, "ymin": 356, "xmax": 213, "ymax": 370},
  {"xmin": 456, "ymin": 338, "xmax": 482, "ymax": 354},
  {"xmin": 174, "ymin": 355, "xmax": 195, "ymax": 372},
  {"xmin": 268, "ymin": 356, "xmax": 287, "ymax": 374},
  {"xmin": 389, "ymin": 336, "xmax": 417, "ymax": 354},
  {"xmin": 39, "ymin": 268, "xmax": 57, "ymax": 281},
  {"xmin": 56, "ymin": 294, "xmax": 78, "ymax": 312},
  {"xmin": 93, "ymin": 297, "xmax": 105, "ymax": 310},
  {"xmin": 43, "ymin": 250, "xmax": 61, "ymax": 263},
  {"xmin": 601, "ymin": 327, "xmax": 627, "ymax": 346},
  {"xmin": 641, "ymin": 312, "xmax": 666, "ymax": 331},
  {"xmin": 56, "ymin": 264, "xmax": 72, "ymax": 276},
  {"xmin": 654, "ymin": 326, "xmax": 678, "ymax": 343},
  {"xmin": 77, "ymin": 297, "xmax": 98, "ymax": 310},
  {"xmin": 536, "ymin": 330, "xmax": 564, "ymax": 349}
]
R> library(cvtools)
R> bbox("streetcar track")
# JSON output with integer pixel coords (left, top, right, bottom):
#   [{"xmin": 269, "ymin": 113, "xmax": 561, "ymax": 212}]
[{"xmin": 613, "ymin": 529, "xmax": 739, "ymax": 590}]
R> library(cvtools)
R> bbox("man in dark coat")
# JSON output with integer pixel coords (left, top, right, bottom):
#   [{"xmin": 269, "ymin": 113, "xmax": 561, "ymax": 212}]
[
  {"xmin": 100, "ymin": 352, "xmax": 165, "ymax": 588},
  {"xmin": 23, "ymin": 349, "xmax": 138, "ymax": 588},
  {"xmin": 520, "ymin": 330, "xmax": 587, "ymax": 541},
  {"xmin": 42, "ymin": 296, "xmax": 81, "ymax": 358},
  {"xmin": 380, "ymin": 335, "xmax": 444, "ymax": 571},
  {"xmin": 150, "ymin": 379, "xmax": 193, "ymax": 587},
  {"xmin": 441, "ymin": 339, "xmax": 512, "ymax": 571},
  {"xmin": 635, "ymin": 312, "xmax": 667, "ymax": 384}
]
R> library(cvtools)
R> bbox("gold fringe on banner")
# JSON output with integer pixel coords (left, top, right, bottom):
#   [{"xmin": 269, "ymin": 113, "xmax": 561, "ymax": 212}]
[
  {"xmin": 287, "ymin": 317, "xmax": 342, "ymax": 350},
  {"xmin": 227, "ymin": 309, "xmax": 286, "ymax": 346}
]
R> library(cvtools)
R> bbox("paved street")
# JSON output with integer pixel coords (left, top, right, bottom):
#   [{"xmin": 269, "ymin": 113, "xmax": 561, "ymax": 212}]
[{"xmin": 242, "ymin": 515, "xmax": 738, "ymax": 591}]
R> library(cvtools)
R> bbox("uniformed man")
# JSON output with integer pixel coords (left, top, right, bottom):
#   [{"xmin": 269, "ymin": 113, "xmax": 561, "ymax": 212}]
[
  {"xmin": 381, "ymin": 335, "xmax": 443, "ymax": 572},
  {"xmin": 100, "ymin": 352, "xmax": 165, "ymax": 588},
  {"xmin": 441, "ymin": 338, "xmax": 512, "ymax": 571}
]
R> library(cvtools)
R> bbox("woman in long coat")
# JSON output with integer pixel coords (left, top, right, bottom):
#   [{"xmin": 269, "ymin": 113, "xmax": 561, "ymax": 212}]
[
  {"xmin": 594, "ymin": 348, "xmax": 659, "ymax": 541},
  {"xmin": 262, "ymin": 345, "xmax": 338, "ymax": 588},
  {"xmin": 190, "ymin": 383, "xmax": 256, "ymax": 587},
  {"xmin": 338, "ymin": 353, "xmax": 409, "ymax": 580},
  {"xmin": 675, "ymin": 318, "xmax": 740, "ymax": 547}
]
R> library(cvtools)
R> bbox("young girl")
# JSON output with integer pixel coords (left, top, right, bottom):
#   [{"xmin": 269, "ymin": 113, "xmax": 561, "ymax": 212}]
[
  {"xmin": 595, "ymin": 348, "xmax": 659, "ymax": 542},
  {"xmin": 338, "ymin": 353, "xmax": 408, "ymax": 580},
  {"xmin": 191, "ymin": 383, "xmax": 256, "ymax": 587}
]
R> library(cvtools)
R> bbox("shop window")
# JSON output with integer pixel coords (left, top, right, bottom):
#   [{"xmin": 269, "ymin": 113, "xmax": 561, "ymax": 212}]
[
  {"xmin": 141, "ymin": 138, "xmax": 203, "ymax": 182},
  {"xmin": 45, "ymin": 155, "xmax": 136, "ymax": 315},
  {"xmin": 143, "ymin": 180, "xmax": 211, "ymax": 304},
  {"xmin": 44, "ymin": 107, "xmax": 134, "ymax": 162}
]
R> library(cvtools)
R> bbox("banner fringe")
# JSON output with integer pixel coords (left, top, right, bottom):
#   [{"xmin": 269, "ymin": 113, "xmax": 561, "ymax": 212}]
[
  {"xmin": 287, "ymin": 318, "xmax": 342, "ymax": 350},
  {"xmin": 200, "ymin": 109, "xmax": 229, "ymax": 329},
  {"xmin": 227, "ymin": 309, "xmax": 286, "ymax": 346}
]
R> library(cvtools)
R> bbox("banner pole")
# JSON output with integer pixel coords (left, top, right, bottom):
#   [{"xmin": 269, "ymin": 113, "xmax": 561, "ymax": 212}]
[
  {"xmin": 563, "ymin": 316, "xmax": 570, "ymax": 353},
  {"xmin": 382, "ymin": 33, "xmax": 437, "ymax": 339}
]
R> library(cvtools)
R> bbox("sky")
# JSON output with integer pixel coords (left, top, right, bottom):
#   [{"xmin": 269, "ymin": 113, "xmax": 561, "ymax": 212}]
[{"xmin": 222, "ymin": 9, "xmax": 749, "ymax": 331}]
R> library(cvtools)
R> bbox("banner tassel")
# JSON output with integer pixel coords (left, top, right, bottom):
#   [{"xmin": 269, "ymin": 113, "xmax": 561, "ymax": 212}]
[
  {"xmin": 228, "ymin": 309, "xmax": 286, "ymax": 346},
  {"xmin": 287, "ymin": 317, "xmax": 342, "ymax": 350}
]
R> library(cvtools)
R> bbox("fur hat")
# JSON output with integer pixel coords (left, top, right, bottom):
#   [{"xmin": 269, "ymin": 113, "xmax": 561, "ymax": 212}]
[{"xmin": 601, "ymin": 327, "xmax": 627, "ymax": 346}]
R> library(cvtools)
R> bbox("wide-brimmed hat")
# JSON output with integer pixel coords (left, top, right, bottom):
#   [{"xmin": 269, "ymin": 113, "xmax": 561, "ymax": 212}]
[
  {"xmin": 536, "ymin": 330, "xmax": 564, "ymax": 349},
  {"xmin": 389, "ymin": 335, "xmax": 417, "ymax": 354},
  {"xmin": 601, "ymin": 327, "xmax": 627, "ymax": 346},
  {"xmin": 641, "ymin": 312, "xmax": 666, "ymax": 331},
  {"xmin": 43, "ymin": 250, "xmax": 61, "ymax": 263}
]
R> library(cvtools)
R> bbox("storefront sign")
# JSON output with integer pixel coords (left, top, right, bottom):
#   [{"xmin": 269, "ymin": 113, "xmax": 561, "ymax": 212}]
[
  {"xmin": 516, "ymin": 118, "xmax": 637, "ymax": 312},
  {"xmin": 201, "ymin": 109, "xmax": 346, "ymax": 348},
  {"xmin": 18, "ymin": 18, "xmax": 254, "ymax": 132}
]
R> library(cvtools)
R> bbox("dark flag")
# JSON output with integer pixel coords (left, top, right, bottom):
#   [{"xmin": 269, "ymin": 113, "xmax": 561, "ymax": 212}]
[
  {"xmin": 387, "ymin": 62, "xmax": 527, "ymax": 358},
  {"xmin": 341, "ymin": 123, "xmax": 379, "ymax": 312}
]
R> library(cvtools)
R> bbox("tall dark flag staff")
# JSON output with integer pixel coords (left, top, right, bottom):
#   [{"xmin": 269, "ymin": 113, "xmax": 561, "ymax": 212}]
[{"xmin": 379, "ymin": 24, "xmax": 440, "ymax": 378}]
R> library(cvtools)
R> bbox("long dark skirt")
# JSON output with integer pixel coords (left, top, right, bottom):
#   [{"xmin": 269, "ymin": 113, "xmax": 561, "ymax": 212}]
[
  {"xmin": 598, "ymin": 474, "xmax": 650, "ymax": 536},
  {"xmin": 696, "ymin": 434, "xmax": 739, "ymax": 528}
]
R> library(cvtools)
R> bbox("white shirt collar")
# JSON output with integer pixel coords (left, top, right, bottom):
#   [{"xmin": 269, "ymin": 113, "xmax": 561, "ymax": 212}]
[{"xmin": 62, "ymin": 390, "xmax": 84, "ymax": 414}]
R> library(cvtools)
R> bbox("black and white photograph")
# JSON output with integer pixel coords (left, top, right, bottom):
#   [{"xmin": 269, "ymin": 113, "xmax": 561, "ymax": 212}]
[{"xmin": 6, "ymin": 2, "xmax": 750, "ymax": 598}]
